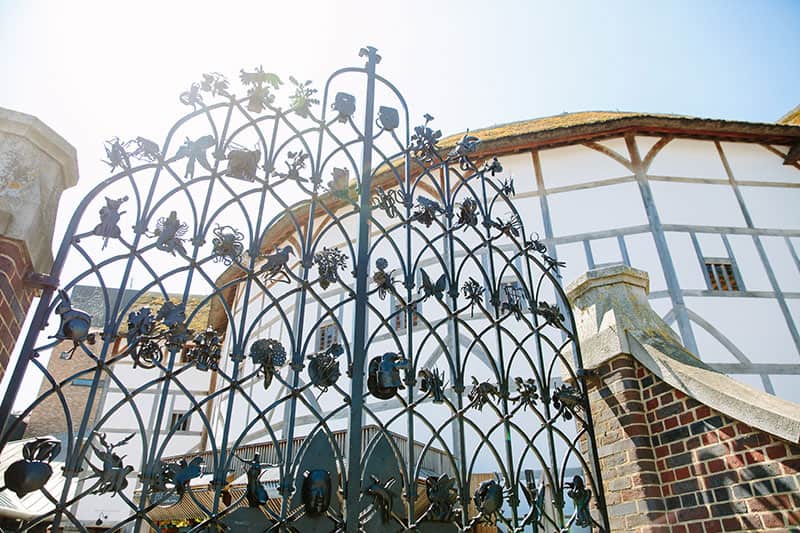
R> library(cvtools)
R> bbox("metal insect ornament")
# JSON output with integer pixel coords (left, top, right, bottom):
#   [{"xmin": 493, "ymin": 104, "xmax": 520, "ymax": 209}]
[
  {"xmin": 288, "ymin": 76, "xmax": 319, "ymax": 118},
  {"xmin": 174, "ymin": 135, "xmax": 216, "ymax": 179},
  {"xmin": 1, "ymin": 438, "xmax": 61, "ymax": 498},
  {"xmin": 455, "ymin": 197, "xmax": 479, "ymax": 229},
  {"xmin": 248, "ymin": 338, "xmax": 287, "ymax": 389},
  {"xmin": 372, "ymin": 258, "xmax": 396, "ymax": 300},
  {"xmin": 332, "ymin": 92, "xmax": 356, "ymax": 122},
  {"xmin": 418, "ymin": 268, "xmax": 447, "ymax": 302},
  {"xmin": 199, "ymin": 72, "xmax": 230, "ymax": 97},
  {"xmin": 259, "ymin": 245, "xmax": 294, "ymax": 283},
  {"xmin": 51, "ymin": 289, "xmax": 94, "ymax": 358},
  {"xmin": 187, "ymin": 327, "xmax": 222, "ymax": 371},
  {"xmin": 85, "ymin": 432, "xmax": 135, "ymax": 496},
  {"xmin": 224, "ymin": 148, "xmax": 261, "ymax": 181},
  {"xmin": 314, "ymin": 247, "xmax": 348, "ymax": 289},
  {"xmin": 240, "ymin": 66, "xmax": 282, "ymax": 113},
  {"xmin": 535, "ymin": 301, "xmax": 567, "ymax": 331},
  {"xmin": 422, "ymin": 473, "xmax": 458, "ymax": 522},
  {"xmin": 418, "ymin": 368, "xmax": 446, "ymax": 404},
  {"xmin": 211, "ymin": 224, "xmax": 244, "ymax": 265},
  {"xmin": 512, "ymin": 377, "xmax": 539, "ymax": 410},
  {"xmin": 483, "ymin": 156, "xmax": 503, "ymax": 176},
  {"xmin": 448, "ymin": 131, "xmax": 481, "ymax": 170},
  {"xmin": 490, "ymin": 214, "xmax": 522, "ymax": 239},
  {"xmin": 151, "ymin": 211, "xmax": 189, "ymax": 256},
  {"xmin": 365, "ymin": 475, "xmax": 396, "ymax": 523},
  {"xmin": 302, "ymin": 469, "xmax": 332, "ymax": 517},
  {"xmin": 272, "ymin": 151, "xmax": 310, "ymax": 183},
  {"xmin": 370, "ymin": 186, "xmax": 407, "ymax": 219},
  {"xmin": 130, "ymin": 137, "xmax": 161, "ymax": 162},
  {"xmin": 102, "ymin": 137, "xmax": 131, "ymax": 172},
  {"xmin": 552, "ymin": 383, "xmax": 584, "ymax": 421},
  {"xmin": 409, "ymin": 196, "xmax": 444, "ymax": 227},
  {"xmin": 543, "ymin": 253, "xmax": 567, "ymax": 272},
  {"xmin": 498, "ymin": 176, "xmax": 516, "ymax": 197},
  {"xmin": 461, "ymin": 277, "xmax": 485, "ymax": 317},
  {"xmin": 409, "ymin": 113, "xmax": 442, "ymax": 163},
  {"xmin": 367, "ymin": 352, "xmax": 409, "ymax": 400},
  {"xmin": 307, "ymin": 343, "xmax": 343, "ymax": 392},
  {"xmin": 468, "ymin": 377, "xmax": 500, "ymax": 411},
  {"xmin": 472, "ymin": 477, "xmax": 504, "ymax": 524},
  {"xmin": 326, "ymin": 167, "xmax": 350, "ymax": 196},
  {"xmin": 565, "ymin": 475, "xmax": 593, "ymax": 528}
]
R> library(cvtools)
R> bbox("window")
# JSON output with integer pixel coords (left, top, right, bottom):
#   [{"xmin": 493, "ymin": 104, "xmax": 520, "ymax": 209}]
[
  {"xmin": 170, "ymin": 412, "xmax": 190, "ymax": 432},
  {"xmin": 72, "ymin": 378, "xmax": 98, "ymax": 387},
  {"xmin": 703, "ymin": 259, "xmax": 741, "ymax": 292},
  {"xmin": 392, "ymin": 301, "xmax": 420, "ymax": 331},
  {"xmin": 498, "ymin": 280, "xmax": 526, "ymax": 307},
  {"xmin": 318, "ymin": 323, "xmax": 339, "ymax": 352}
]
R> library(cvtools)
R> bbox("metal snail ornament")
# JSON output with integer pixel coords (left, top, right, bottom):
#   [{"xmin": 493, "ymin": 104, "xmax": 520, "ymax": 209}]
[
  {"xmin": 1, "ymin": 438, "xmax": 61, "ymax": 498},
  {"xmin": 472, "ymin": 477, "xmax": 504, "ymax": 524},
  {"xmin": 367, "ymin": 352, "xmax": 409, "ymax": 400},
  {"xmin": 302, "ymin": 469, "xmax": 332, "ymax": 517},
  {"xmin": 308, "ymin": 343, "xmax": 343, "ymax": 391},
  {"xmin": 249, "ymin": 338, "xmax": 287, "ymax": 389},
  {"xmin": 51, "ymin": 289, "xmax": 94, "ymax": 359}
]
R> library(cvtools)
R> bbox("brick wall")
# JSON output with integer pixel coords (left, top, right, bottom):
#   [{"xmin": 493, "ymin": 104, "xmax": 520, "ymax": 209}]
[
  {"xmin": 590, "ymin": 354, "xmax": 800, "ymax": 532},
  {"xmin": 0, "ymin": 236, "xmax": 35, "ymax": 379}
]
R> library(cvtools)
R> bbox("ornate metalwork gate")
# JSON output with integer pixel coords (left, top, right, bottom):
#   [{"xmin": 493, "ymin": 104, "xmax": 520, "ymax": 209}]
[{"xmin": 0, "ymin": 47, "xmax": 609, "ymax": 532}]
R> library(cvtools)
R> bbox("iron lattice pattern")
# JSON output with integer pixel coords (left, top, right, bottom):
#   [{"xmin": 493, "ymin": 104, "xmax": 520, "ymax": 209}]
[{"xmin": 0, "ymin": 48, "xmax": 608, "ymax": 532}]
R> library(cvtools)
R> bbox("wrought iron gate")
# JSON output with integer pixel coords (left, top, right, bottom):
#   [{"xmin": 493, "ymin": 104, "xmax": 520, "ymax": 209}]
[{"xmin": 0, "ymin": 47, "xmax": 609, "ymax": 532}]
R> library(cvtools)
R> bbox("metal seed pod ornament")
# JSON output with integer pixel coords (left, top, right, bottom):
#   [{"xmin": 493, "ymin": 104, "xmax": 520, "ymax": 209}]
[{"xmin": 3, "ymin": 438, "xmax": 61, "ymax": 498}]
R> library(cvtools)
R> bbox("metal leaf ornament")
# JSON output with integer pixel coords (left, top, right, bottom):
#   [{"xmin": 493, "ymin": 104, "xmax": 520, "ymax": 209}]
[
  {"xmin": 288, "ymin": 77, "xmax": 319, "ymax": 118},
  {"xmin": 308, "ymin": 343, "xmax": 343, "ymax": 391},
  {"xmin": 409, "ymin": 114, "xmax": 442, "ymax": 163},
  {"xmin": 188, "ymin": 327, "xmax": 222, "ymax": 371},
  {"xmin": 249, "ymin": 338, "xmax": 287, "ymax": 389},
  {"xmin": 240, "ymin": 66, "xmax": 282, "ymax": 113}
]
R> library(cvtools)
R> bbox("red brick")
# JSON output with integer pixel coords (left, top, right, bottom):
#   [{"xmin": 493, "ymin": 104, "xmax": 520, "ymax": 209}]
[
  {"xmin": 661, "ymin": 469, "xmax": 675, "ymax": 483},
  {"xmin": 718, "ymin": 425, "xmax": 736, "ymax": 440},
  {"xmin": 707, "ymin": 459, "xmax": 725, "ymax": 473},
  {"xmin": 725, "ymin": 454, "xmax": 745, "ymax": 469},
  {"xmin": 651, "ymin": 421, "xmax": 664, "ymax": 433},
  {"xmin": 660, "ymin": 392, "xmax": 674, "ymax": 405},
  {"xmin": 744, "ymin": 450, "xmax": 763, "ymax": 465},
  {"xmin": 701, "ymin": 432, "xmax": 718, "ymax": 445},
  {"xmin": 674, "ymin": 466, "xmax": 691, "ymax": 480},
  {"xmin": 664, "ymin": 416, "xmax": 679, "ymax": 430},
  {"xmin": 765, "ymin": 444, "xmax": 786, "ymax": 460},
  {"xmin": 735, "ymin": 422, "xmax": 753, "ymax": 435},
  {"xmin": 786, "ymin": 510, "xmax": 800, "ymax": 526},
  {"xmin": 646, "ymin": 398, "xmax": 659, "ymax": 410},
  {"xmin": 759, "ymin": 512, "xmax": 784, "ymax": 528},
  {"xmin": 670, "ymin": 441, "xmax": 685, "ymax": 454},
  {"xmin": 695, "ymin": 405, "xmax": 711, "ymax": 419},
  {"xmin": 680, "ymin": 411, "xmax": 695, "ymax": 425},
  {"xmin": 721, "ymin": 517, "xmax": 740, "ymax": 531},
  {"xmin": 703, "ymin": 520, "xmax": 722, "ymax": 533},
  {"xmin": 687, "ymin": 522, "xmax": 704, "ymax": 533}
]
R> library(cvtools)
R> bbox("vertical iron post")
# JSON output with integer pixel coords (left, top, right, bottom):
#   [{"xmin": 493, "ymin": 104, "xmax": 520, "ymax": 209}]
[{"xmin": 344, "ymin": 45, "xmax": 380, "ymax": 531}]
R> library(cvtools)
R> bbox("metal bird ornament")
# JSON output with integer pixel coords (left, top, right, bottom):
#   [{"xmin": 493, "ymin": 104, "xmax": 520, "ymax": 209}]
[{"xmin": 259, "ymin": 245, "xmax": 294, "ymax": 283}]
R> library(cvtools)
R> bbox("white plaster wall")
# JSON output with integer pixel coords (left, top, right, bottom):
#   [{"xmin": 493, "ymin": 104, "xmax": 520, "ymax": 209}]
[
  {"xmin": 739, "ymin": 186, "xmax": 800, "ymax": 228},
  {"xmin": 720, "ymin": 141, "xmax": 800, "ymax": 182},
  {"xmin": 649, "ymin": 182, "xmax": 746, "ymax": 227},
  {"xmin": 548, "ymin": 182, "xmax": 646, "ymax": 235},
  {"xmin": 647, "ymin": 139, "xmax": 728, "ymax": 179},
  {"xmin": 538, "ymin": 141, "xmax": 632, "ymax": 189}
]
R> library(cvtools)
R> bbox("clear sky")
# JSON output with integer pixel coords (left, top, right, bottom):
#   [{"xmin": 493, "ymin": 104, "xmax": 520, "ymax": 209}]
[
  {"xmin": 2, "ymin": 0, "xmax": 799, "ymax": 213},
  {"xmin": 0, "ymin": 0, "xmax": 798, "ymax": 407}
]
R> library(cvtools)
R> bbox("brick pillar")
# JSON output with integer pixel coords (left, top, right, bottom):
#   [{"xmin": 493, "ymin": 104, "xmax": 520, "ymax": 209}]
[
  {"xmin": 567, "ymin": 265, "xmax": 800, "ymax": 532},
  {"xmin": 0, "ymin": 107, "xmax": 78, "ymax": 379}
]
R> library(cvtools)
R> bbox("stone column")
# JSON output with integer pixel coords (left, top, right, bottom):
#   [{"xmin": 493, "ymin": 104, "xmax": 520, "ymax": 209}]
[
  {"xmin": 567, "ymin": 265, "xmax": 800, "ymax": 532},
  {"xmin": 0, "ymin": 107, "xmax": 78, "ymax": 378}
]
